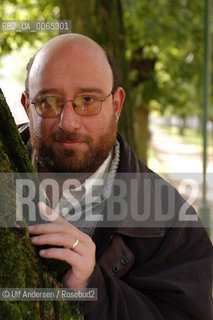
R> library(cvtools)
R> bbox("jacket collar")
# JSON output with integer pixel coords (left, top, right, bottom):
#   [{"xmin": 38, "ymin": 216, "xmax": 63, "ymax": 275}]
[
  {"xmin": 93, "ymin": 133, "xmax": 165, "ymax": 258},
  {"xmin": 115, "ymin": 133, "xmax": 165, "ymax": 237}
]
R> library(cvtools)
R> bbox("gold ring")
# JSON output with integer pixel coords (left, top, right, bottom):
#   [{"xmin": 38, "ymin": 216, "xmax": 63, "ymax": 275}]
[{"xmin": 72, "ymin": 238, "xmax": 79, "ymax": 250}]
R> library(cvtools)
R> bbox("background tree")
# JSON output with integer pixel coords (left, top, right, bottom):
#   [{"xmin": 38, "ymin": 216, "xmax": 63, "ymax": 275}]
[{"xmin": 122, "ymin": 0, "xmax": 212, "ymax": 161}]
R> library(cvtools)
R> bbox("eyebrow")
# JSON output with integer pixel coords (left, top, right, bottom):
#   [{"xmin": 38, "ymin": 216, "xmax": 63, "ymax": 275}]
[
  {"xmin": 75, "ymin": 87, "xmax": 105, "ymax": 95},
  {"xmin": 35, "ymin": 87, "xmax": 105, "ymax": 97}
]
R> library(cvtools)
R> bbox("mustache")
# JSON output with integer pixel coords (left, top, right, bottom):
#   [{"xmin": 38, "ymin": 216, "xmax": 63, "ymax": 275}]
[{"xmin": 52, "ymin": 130, "xmax": 91, "ymax": 144}]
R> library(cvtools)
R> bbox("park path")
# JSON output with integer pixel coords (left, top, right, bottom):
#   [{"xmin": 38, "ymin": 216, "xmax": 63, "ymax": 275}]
[
  {"xmin": 150, "ymin": 125, "xmax": 213, "ymax": 173},
  {"xmin": 150, "ymin": 124, "xmax": 213, "ymax": 239}
]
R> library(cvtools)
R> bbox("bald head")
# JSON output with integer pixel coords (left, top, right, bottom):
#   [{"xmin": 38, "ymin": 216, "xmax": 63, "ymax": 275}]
[
  {"xmin": 37, "ymin": 33, "xmax": 104, "ymax": 56},
  {"xmin": 25, "ymin": 33, "xmax": 117, "ymax": 93}
]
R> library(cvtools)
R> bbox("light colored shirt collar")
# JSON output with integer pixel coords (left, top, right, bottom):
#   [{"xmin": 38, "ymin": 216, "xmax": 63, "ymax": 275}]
[
  {"xmin": 32, "ymin": 149, "xmax": 113, "ymax": 199},
  {"xmin": 83, "ymin": 150, "xmax": 113, "ymax": 197},
  {"xmin": 62, "ymin": 149, "xmax": 113, "ymax": 199}
]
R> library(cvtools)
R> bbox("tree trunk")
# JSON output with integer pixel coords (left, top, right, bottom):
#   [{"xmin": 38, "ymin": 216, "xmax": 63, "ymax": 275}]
[
  {"xmin": 134, "ymin": 106, "xmax": 149, "ymax": 165},
  {"xmin": 130, "ymin": 47, "xmax": 156, "ymax": 163},
  {"xmin": 179, "ymin": 117, "xmax": 186, "ymax": 136},
  {"xmin": 0, "ymin": 89, "xmax": 82, "ymax": 319}
]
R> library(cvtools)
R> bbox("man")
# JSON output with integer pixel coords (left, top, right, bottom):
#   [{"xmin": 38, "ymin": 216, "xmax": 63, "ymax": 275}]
[{"xmin": 20, "ymin": 33, "xmax": 212, "ymax": 319}]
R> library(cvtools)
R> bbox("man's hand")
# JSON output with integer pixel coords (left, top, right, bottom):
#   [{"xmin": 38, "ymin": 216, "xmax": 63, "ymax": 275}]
[{"xmin": 28, "ymin": 202, "xmax": 96, "ymax": 289}]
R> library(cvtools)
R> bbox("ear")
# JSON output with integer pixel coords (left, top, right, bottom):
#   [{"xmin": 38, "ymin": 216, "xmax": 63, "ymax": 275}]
[
  {"xmin": 21, "ymin": 91, "xmax": 30, "ymax": 118},
  {"xmin": 112, "ymin": 87, "xmax": 125, "ymax": 122}
]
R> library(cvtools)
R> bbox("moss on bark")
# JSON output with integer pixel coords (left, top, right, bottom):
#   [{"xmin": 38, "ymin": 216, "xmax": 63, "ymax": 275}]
[{"xmin": 0, "ymin": 89, "xmax": 82, "ymax": 319}]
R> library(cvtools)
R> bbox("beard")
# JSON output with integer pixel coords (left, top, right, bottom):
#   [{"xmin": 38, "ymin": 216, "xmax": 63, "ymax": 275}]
[{"xmin": 29, "ymin": 115, "xmax": 118, "ymax": 173}]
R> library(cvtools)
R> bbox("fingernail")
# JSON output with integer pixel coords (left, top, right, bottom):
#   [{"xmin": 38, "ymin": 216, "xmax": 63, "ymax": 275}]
[
  {"xmin": 31, "ymin": 236, "xmax": 39, "ymax": 242},
  {"xmin": 39, "ymin": 250, "xmax": 46, "ymax": 256}
]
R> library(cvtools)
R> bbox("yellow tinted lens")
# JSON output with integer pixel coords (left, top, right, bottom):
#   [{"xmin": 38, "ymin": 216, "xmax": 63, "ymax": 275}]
[
  {"xmin": 37, "ymin": 97, "xmax": 62, "ymax": 117},
  {"xmin": 73, "ymin": 96, "xmax": 100, "ymax": 115}
]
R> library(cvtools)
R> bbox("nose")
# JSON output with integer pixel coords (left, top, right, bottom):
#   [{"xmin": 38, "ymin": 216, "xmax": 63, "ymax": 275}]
[{"xmin": 58, "ymin": 100, "xmax": 81, "ymax": 132}]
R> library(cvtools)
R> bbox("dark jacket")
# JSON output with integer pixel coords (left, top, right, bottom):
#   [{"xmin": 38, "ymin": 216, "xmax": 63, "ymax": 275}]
[{"xmin": 19, "ymin": 124, "xmax": 213, "ymax": 320}]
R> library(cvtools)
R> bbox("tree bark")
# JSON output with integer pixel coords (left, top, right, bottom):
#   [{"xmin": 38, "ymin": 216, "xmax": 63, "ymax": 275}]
[{"xmin": 0, "ymin": 89, "xmax": 82, "ymax": 319}]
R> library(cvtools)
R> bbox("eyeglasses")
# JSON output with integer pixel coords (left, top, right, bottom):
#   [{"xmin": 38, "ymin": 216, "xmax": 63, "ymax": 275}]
[{"xmin": 28, "ymin": 91, "xmax": 113, "ymax": 118}]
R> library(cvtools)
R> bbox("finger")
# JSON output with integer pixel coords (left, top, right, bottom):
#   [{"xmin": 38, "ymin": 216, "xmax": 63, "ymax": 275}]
[
  {"xmin": 39, "ymin": 247, "xmax": 81, "ymax": 267},
  {"xmin": 30, "ymin": 233, "xmax": 84, "ymax": 254},
  {"xmin": 27, "ymin": 221, "xmax": 92, "ymax": 244},
  {"xmin": 38, "ymin": 202, "xmax": 68, "ymax": 224},
  {"xmin": 27, "ymin": 222, "xmax": 80, "ymax": 236}
]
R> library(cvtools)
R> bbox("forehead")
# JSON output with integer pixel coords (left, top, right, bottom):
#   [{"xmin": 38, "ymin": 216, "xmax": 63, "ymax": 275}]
[{"xmin": 28, "ymin": 41, "xmax": 113, "ymax": 94}]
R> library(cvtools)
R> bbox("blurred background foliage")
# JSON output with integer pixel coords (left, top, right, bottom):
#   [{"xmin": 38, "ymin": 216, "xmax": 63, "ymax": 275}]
[{"xmin": 0, "ymin": 0, "xmax": 213, "ymax": 164}]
